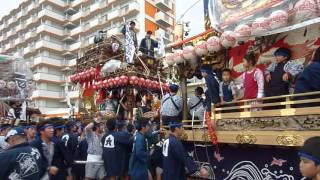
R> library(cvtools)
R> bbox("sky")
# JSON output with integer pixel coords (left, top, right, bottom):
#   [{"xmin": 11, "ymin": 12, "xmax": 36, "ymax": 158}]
[{"xmin": 0, "ymin": 0, "xmax": 205, "ymax": 36}]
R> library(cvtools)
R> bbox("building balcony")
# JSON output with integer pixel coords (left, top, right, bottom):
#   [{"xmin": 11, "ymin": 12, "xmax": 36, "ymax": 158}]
[
  {"xmin": 38, "ymin": 9, "xmax": 65, "ymax": 22},
  {"xmin": 155, "ymin": 11, "xmax": 173, "ymax": 27},
  {"xmin": 33, "ymin": 72, "xmax": 64, "ymax": 84},
  {"xmin": 37, "ymin": 24, "xmax": 65, "ymax": 37},
  {"xmin": 32, "ymin": 56, "xmax": 63, "ymax": 68},
  {"xmin": 31, "ymin": 89, "xmax": 64, "ymax": 100},
  {"xmin": 155, "ymin": 0, "xmax": 173, "ymax": 12},
  {"xmin": 24, "ymin": 45, "xmax": 36, "ymax": 56},
  {"xmin": 39, "ymin": 0, "xmax": 66, "ymax": 8},
  {"xmin": 35, "ymin": 40, "xmax": 64, "ymax": 52}
]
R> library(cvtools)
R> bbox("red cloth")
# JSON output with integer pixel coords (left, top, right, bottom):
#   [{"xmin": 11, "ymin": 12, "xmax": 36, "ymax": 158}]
[{"xmin": 244, "ymin": 68, "xmax": 258, "ymax": 99}]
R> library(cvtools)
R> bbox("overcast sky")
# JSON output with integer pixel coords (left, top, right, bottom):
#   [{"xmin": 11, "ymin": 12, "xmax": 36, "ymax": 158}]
[{"xmin": 0, "ymin": 0, "xmax": 205, "ymax": 36}]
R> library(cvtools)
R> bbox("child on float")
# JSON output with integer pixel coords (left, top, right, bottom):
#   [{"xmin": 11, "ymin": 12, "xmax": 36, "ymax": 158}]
[
  {"xmin": 219, "ymin": 68, "xmax": 237, "ymax": 104},
  {"xmin": 265, "ymin": 47, "xmax": 304, "ymax": 97},
  {"xmin": 298, "ymin": 136, "xmax": 320, "ymax": 180},
  {"xmin": 240, "ymin": 52, "xmax": 264, "ymax": 111}
]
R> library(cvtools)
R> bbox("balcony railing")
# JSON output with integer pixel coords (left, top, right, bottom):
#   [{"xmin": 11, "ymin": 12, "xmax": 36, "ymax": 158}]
[{"xmin": 175, "ymin": 91, "xmax": 320, "ymax": 146}]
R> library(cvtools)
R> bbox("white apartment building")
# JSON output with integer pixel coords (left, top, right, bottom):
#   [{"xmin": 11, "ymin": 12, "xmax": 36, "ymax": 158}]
[{"xmin": 0, "ymin": 0, "xmax": 175, "ymax": 116}]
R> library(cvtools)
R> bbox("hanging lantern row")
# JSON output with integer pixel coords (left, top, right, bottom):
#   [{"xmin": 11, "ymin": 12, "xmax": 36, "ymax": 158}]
[
  {"xmin": 163, "ymin": 9, "xmax": 291, "ymax": 66},
  {"xmin": 91, "ymin": 75, "xmax": 170, "ymax": 92},
  {"xmin": 70, "ymin": 67, "xmax": 100, "ymax": 83}
]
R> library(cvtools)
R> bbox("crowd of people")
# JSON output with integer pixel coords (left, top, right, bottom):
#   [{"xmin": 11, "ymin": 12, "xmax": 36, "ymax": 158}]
[{"xmin": 0, "ymin": 112, "xmax": 212, "ymax": 180}]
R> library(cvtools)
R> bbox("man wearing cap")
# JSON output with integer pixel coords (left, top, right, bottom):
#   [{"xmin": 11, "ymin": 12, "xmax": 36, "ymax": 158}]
[
  {"xmin": 160, "ymin": 84, "xmax": 183, "ymax": 125},
  {"xmin": 0, "ymin": 124, "xmax": 11, "ymax": 152},
  {"xmin": 298, "ymin": 136, "xmax": 320, "ymax": 180},
  {"xmin": 84, "ymin": 114, "xmax": 106, "ymax": 180},
  {"xmin": 188, "ymin": 87, "xmax": 205, "ymax": 121},
  {"xmin": 139, "ymin": 31, "xmax": 158, "ymax": 57},
  {"xmin": 30, "ymin": 121, "xmax": 59, "ymax": 179},
  {"xmin": 162, "ymin": 122, "xmax": 209, "ymax": 180},
  {"xmin": 129, "ymin": 118, "xmax": 151, "ymax": 180},
  {"xmin": 200, "ymin": 65, "xmax": 221, "ymax": 112},
  {"xmin": 102, "ymin": 119, "xmax": 132, "ymax": 180},
  {"xmin": 0, "ymin": 127, "xmax": 42, "ymax": 179}
]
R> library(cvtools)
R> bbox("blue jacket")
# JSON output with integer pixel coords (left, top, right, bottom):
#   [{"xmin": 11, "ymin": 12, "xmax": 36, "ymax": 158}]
[
  {"xmin": 129, "ymin": 132, "xmax": 149, "ymax": 180},
  {"xmin": 51, "ymin": 136, "xmax": 72, "ymax": 180},
  {"xmin": 30, "ymin": 138, "xmax": 51, "ymax": 178},
  {"xmin": 139, "ymin": 38, "xmax": 158, "ymax": 57},
  {"xmin": 62, "ymin": 132, "xmax": 79, "ymax": 162},
  {"xmin": 295, "ymin": 61, "xmax": 320, "ymax": 94},
  {"xmin": 72, "ymin": 139, "xmax": 88, "ymax": 178},
  {"xmin": 204, "ymin": 72, "xmax": 220, "ymax": 111},
  {"xmin": 0, "ymin": 143, "xmax": 42, "ymax": 180},
  {"xmin": 162, "ymin": 135, "xmax": 198, "ymax": 180},
  {"xmin": 102, "ymin": 130, "xmax": 132, "ymax": 177}
]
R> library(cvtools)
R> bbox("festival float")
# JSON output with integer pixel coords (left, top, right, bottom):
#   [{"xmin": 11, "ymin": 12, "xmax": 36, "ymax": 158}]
[
  {"xmin": 0, "ymin": 55, "xmax": 36, "ymax": 124},
  {"xmin": 69, "ymin": 34, "xmax": 168, "ymax": 121},
  {"xmin": 162, "ymin": 0, "xmax": 320, "ymax": 179}
]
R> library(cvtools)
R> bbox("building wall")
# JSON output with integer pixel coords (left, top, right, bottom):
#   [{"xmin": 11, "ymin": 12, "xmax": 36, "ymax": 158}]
[{"xmin": 0, "ymin": 0, "xmax": 176, "ymax": 115}]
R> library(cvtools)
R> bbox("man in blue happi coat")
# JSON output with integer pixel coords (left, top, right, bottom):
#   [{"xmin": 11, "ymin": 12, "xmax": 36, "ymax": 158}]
[
  {"xmin": 102, "ymin": 119, "xmax": 132, "ymax": 180},
  {"xmin": 162, "ymin": 122, "xmax": 209, "ymax": 180},
  {"xmin": 200, "ymin": 65, "xmax": 221, "ymax": 112},
  {"xmin": 129, "ymin": 118, "xmax": 151, "ymax": 180},
  {"xmin": 51, "ymin": 120, "xmax": 73, "ymax": 180},
  {"xmin": 62, "ymin": 121, "xmax": 79, "ymax": 178},
  {"xmin": 0, "ymin": 127, "xmax": 42, "ymax": 180}
]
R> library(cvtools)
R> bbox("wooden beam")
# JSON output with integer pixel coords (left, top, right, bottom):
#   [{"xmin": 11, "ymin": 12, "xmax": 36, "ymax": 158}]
[{"xmin": 182, "ymin": 130, "xmax": 320, "ymax": 146}]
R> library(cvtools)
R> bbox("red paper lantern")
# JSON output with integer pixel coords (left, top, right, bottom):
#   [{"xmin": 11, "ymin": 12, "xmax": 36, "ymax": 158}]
[
  {"xmin": 114, "ymin": 77, "xmax": 121, "ymax": 87},
  {"xmin": 108, "ymin": 78, "xmax": 114, "ymax": 88},
  {"xmin": 98, "ymin": 80, "xmax": 104, "ymax": 88},
  {"xmin": 139, "ymin": 77, "xmax": 145, "ymax": 87},
  {"xmin": 130, "ymin": 76, "xmax": 139, "ymax": 86}
]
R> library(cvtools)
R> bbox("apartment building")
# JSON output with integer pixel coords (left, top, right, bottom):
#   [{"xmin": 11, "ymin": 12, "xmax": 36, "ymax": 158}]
[{"xmin": 0, "ymin": 0, "xmax": 175, "ymax": 116}]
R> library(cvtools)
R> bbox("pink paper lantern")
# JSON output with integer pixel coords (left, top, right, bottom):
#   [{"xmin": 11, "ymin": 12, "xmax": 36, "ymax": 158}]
[
  {"xmin": 270, "ymin": 10, "xmax": 288, "ymax": 29},
  {"xmin": 220, "ymin": 31, "xmax": 236, "ymax": 48},
  {"xmin": 251, "ymin": 17, "xmax": 271, "ymax": 35},
  {"xmin": 182, "ymin": 46, "xmax": 197, "ymax": 61},
  {"xmin": 165, "ymin": 53, "xmax": 175, "ymax": 66},
  {"xmin": 173, "ymin": 50, "xmax": 184, "ymax": 64},
  {"xmin": 234, "ymin": 24, "xmax": 251, "ymax": 42},
  {"xmin": 194, "ymin": 41, "xmax": 208, "ymax": 56},
  {"xmin": 206, "ymin": 36, "xmax": 221, "ymax": 52},
  {"xmin": 293, "ymin": 0, "xmax": 319, "ymax": 23}
]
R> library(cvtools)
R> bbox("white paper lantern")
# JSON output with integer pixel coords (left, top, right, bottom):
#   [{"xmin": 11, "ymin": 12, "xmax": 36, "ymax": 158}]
[
  {"xmin": 206, "ymin": 36, "xmax": 221, "ymax": 52},
  {"xmin": 194, "ymin": 41, "xmax": 208, "ymax": 56},
  {"xmin": 251, "ymin": 17, "xmax": 271, "ymax": 35},
  {"xmin": 165, "ymin": 53, "xmax": 175, "ymax": 66},
  {"xmin": 7, "ymin": 81, "xmax": 16, "ymax": 90},
  {"xmin": 0, "ymin": 80, "xmax": 6, "ymax": 89},
  {"xmin": 234, "ymin": 24, "xmax": 251, "ymax": 42},
  {"xmin": 270, "ymin": 10, "xmax": 288, "ymax": 29},
  {"xmin": 182, "ymin": 46, "xmax": 197, "ymax": 61},
  {"xmin": 220, "ymin": 31, "xmax": 236, "ymax": 48},
  {"xmin": 293, "ymin": 0, "xmax": 319, "ymax": 23},
  {"xmin": 173, "ymin": 50, "xmax": 184, "ymax": 64}
]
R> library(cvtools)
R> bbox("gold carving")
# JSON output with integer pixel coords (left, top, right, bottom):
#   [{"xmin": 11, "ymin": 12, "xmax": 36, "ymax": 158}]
[
  {"xmin": 181, "ymin": 133, "xmax": 188, "ymax": 141},
  {"xmin": 236, "ymin": 134, "xmax": 257, "ymax": 144},
  {"xmin": 276, "ymin": 135, "xmax": 303, "ymax": 146}
]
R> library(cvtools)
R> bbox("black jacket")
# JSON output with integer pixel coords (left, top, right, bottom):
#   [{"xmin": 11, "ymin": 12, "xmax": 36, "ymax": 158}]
[
  {"xmin": 139, "ymin": 38, "xmax": 158, "ymax": 57},
  {"xmin": 0, "ymin": 142, "xmax": 42, "ymax": 180},
  {"xmin": 30, "ymin": 138, "xmax": 51, "ymax": 178}
]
